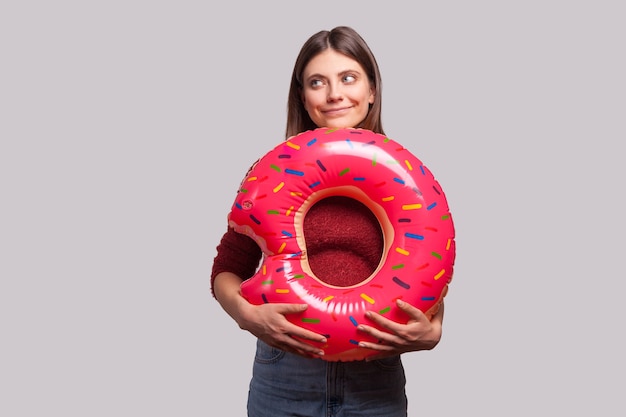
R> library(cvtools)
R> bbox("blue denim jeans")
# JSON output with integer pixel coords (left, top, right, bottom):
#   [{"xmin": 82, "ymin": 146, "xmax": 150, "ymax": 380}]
[{"xmin": 247, "ymin": 339, "xmax": 408, "ymax": 417}]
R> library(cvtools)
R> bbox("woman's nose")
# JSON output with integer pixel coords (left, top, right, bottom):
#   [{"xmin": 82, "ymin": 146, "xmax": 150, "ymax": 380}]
[{"xmin": 327, "ymin": 83, "xmax": 343, "ymax": 102}]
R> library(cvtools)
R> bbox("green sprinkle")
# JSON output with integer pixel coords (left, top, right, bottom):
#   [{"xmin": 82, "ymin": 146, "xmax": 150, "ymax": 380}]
[{"xmin": 302, "ymin": 318, "xmax": 320, "ymax": 324}]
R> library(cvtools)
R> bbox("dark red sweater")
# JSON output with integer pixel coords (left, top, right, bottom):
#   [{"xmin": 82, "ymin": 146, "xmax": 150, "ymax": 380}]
[{"xmin": 210, "ymin": 196, "xmax": 383, "ymax": 295}]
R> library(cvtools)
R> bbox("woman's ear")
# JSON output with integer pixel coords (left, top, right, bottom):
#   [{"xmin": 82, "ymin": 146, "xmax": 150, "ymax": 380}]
[{"xmin": 369, "ymin": 87, "xmax": 375, "ymax": 104}]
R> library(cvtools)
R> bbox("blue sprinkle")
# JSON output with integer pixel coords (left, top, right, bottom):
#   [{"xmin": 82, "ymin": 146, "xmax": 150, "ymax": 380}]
[
  {"xmin": 405, "ymin": 232, "xmax": 424, "ymax": 240},
  {"xmin": 309, "ymin": 181, "xmax": 321, "ymax": 188},
  {"xmin": 307, "ymin": 138, "xmax": 318, "ymax": 146},
  {"xmin": 285, "ymin": 169, "xmax": 304, "ymax": 176},
  {"xmin": 349, "ymin": 316, "xmax": 358, "ymax": 326},
  {"xmin": 427, "ymin": 202, "xmax": 437, "ymax": 210},
  {"xmin": 393, "ymin": 177, "xmax": 405, "ymax": 185}
]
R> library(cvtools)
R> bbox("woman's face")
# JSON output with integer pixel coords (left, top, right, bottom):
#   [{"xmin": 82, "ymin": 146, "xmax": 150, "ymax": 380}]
[{"xmin": 301, "ymin": 49, "xmax": 375, "ymax": 129}]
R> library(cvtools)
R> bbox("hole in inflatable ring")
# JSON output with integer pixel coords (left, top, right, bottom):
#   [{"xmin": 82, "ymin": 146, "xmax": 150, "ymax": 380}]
[{"xmin": 302, "ymin": 196, "xmax": 384, "ymax": 287}]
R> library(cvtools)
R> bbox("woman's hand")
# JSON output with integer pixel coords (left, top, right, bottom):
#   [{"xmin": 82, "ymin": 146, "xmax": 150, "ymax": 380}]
[
  {"xmin": 238, "ymin": 301, "xmax": 327, "ymax": 358},
  {"xmin": 356, "ymin": 299, "xmax": 444, "ymax": 361},
  {"xmin": 213, "ymin": 272, "xmax": 326, "ymax": 358}
]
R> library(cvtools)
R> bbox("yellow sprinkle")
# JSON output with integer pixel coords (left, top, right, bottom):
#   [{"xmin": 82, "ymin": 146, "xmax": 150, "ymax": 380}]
[
  {"xmin": 360, "ymin": 293, "xmax": 375, "ymax": 304},
  {"xmin": 286, "ymin": 205, "xmax": 294, "ymax": 216},
  {"xmin": 276, "ymin": 289, "xmax": 290, "ymax": 294},
  {"xmin": 262, "ymin": 265, "xmax": 267, "ymax": 276},
  {"xmin": 277, "ymin": 242, "xmax": 286, "ymax": 254},
  {"xmin": 402, "ymin": 203, "xmax": 422, "ymax": 210},
  {"xmin": 323, "ymin": 295, "xmax": 334, "ymax": 302},
  {"xmin": 395, "ymin": 247, "xmax": 410, "ymax": 256},
  {"xmin": 286, "ymin": 141, "xmax": 300, "ymax": 150},
  {"xmin": 404, "ymin": 160, "xmax": 413, "ymax": 171},
  {"xmin": 446, "ymin": 238, "xmax": 452, "ymax": 250},
  {"xmin": 247, "ymin": 176, "xmax": 258, "ymax": 182},
  {"xmin": 382, "ymin": 196, "xmax": 395, "ymax": 202},
  {"xmin": 434, "ymin": 269, "xmax": 445, "ymax": 280},
  {"xmin": 273, "ymin": 182, "xmax": 285, "ymax": 193},
  {"xmin": 290, "ymin": 191, "xmax": 303, "ymax": 197}
]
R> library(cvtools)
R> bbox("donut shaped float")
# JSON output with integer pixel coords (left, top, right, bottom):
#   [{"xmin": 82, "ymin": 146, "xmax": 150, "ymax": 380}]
[{"xmin": 228, "ymin": 127, "xmax": 455, "ymax": 361}]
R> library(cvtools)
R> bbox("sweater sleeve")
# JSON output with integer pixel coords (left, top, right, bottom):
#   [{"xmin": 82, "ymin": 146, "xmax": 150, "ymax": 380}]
[{"xmin": 210, "ymin": 226, "xmax": 262, "ymax": 298}]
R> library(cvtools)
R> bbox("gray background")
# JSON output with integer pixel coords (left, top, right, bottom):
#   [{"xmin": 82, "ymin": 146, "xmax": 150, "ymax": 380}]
[{"xmin": 2, "ymin": 1, "xmax": 624, "ymax": 416}]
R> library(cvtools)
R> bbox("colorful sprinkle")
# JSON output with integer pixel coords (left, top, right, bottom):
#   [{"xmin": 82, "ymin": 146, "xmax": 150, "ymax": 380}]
[
  {"xmin": 250, "ymin": 214, "xmax": 260, "ymax": 225},
  {"xmin": 405, "ymin": 232, "xmax": 424, "ymax": 240},
  {"xmin": 339, "ymin": 168, "xmax": 350, "ymax": 176},
  {"xmin": 349, "ymin": 316, "xmax": 358, "ymax": 326},
  {"xmin": 270, "ymin": 164, "xmax": 280, "ymax": 172},
  {"xmin": 323, "ymin": 295, "xmax": 335, "ymax": 302},
  {"xmin": 395, "ymin": 247, "xmax": 410, "ymax": 256},
  {"xmin": 285, "ymin": 169, "xmax": 304, "ymax": 176},
  {"xmin": 434, "ymin": 269, "xmax": 446, "ymax": 280},
  {"xmin": 307, "ymin": 138, "xmax": 318, "ymax": 146},
  {"xmin": 277, "ymin": 242, "xmax": 286, "ymax": 253},
  {"xmin": 261, "ymin": 279, "xmax": 273, "ymax": 285},
  {"xmin": 427, "ymin": 202, "xmax": 437, "ymax": 210},
  {"xmin": 393, "ymin": 276, "xmax": 410, "ymax": 289},
  {"xmin": 302, "ymin": 318, "xmax": 320, "ymax": 324},
  {"xmin": 360, "ymin": 293, "xmax": 375, "ymax": 304},
  {"xmin": 273, "ymin": 182, "xmax": 285, "ymax": 193},
  {"xmin": 404, "ymin": 160, "xmax": 413, "ymax": 171},
  {"xmin": 276, "ymin": 289, "xmax": 290, "ymax": 294},
  {"xmin": 382, "ymin": 196, "xmax": 395, "ymax": 202},
  {"xmin": 316, "ymin": 160, "xmax": 327, "ymax": 171},
  {"xmin": 286, "ymin": 141, "xmax": 300, "ymax": 150},
  {"xmin": 393, "ymin": 177, "xmax": 405, "ymax": 185},
  {"xmin": 402, "ymin": 203, "xmax": 422, "ymax": 210}
]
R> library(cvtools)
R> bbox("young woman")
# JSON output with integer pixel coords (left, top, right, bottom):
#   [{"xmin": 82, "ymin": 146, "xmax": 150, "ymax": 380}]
[{"xmin": 211, "ymin": 26, "xmax": 445, "ymax": 417}]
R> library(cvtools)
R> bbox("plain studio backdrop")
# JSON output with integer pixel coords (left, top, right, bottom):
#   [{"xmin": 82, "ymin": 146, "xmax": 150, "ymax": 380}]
[{"xmin": 1, "ymin": 1, "xmax": 624, "ymax": 416}]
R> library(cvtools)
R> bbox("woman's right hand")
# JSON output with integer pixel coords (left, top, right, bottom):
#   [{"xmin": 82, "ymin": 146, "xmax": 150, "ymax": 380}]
[
  {"xmin": 238, "ymin": 301, "xmax": 327, "ymax": 358},
  {"xmin": 213, "ymin": 272, "xmax": 326, "ymax": 358}
]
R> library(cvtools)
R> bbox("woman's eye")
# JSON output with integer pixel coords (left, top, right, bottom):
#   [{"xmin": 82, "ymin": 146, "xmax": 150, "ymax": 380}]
[
  {"xmin": 310, "ymin": 79, "xmax": 324, "ymax": 88},
  {"xmin": 343, "ymin": 74, "xmax": 356, "ymax": 83}
]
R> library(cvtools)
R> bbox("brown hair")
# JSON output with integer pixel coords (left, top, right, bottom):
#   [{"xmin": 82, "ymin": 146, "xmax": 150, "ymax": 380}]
[{"xmin": 286, "ymin": 26, "xmax": 385, "ymax": 138}]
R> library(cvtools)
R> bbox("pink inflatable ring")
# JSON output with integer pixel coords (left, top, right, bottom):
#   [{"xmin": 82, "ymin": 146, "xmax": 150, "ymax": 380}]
[{"xmin": 228, "ymin": 127, "xmax": 456, "ymax": 361}]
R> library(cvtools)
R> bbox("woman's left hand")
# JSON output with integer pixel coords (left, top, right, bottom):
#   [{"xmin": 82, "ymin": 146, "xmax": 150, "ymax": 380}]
[{"xmin": 356, "ymin": 299, "xmax": 444, "ymax": 360}]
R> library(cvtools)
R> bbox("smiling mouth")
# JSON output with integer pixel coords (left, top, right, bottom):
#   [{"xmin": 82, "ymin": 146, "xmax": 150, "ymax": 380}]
[{"xmin": 322, "ymin": 107, "xmax": 351, "ymax": 115}]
